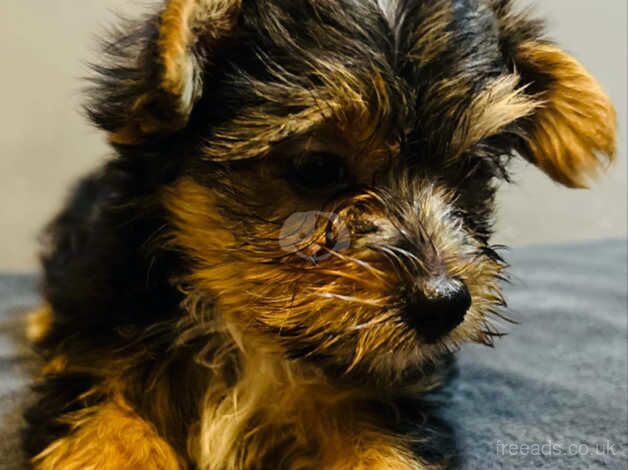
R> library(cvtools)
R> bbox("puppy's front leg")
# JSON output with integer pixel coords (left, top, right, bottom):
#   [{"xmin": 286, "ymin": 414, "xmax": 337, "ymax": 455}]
[
  {"xmin": 328, "ymin": 437, "xmax": 434, "ymax": 470},
  {"xmin": 31, "ymin": 398, "xmax": 183, "ymax": 470}
]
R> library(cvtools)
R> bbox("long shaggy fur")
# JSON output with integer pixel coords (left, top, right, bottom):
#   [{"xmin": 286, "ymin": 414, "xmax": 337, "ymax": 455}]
[{"xmin": 23, "ymin": 0, "xmax": 615, "ymax": 469}]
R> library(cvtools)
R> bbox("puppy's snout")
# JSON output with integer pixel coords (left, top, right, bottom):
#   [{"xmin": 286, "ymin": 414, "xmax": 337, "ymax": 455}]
[{"xmin": 402, "ymin": 276, "xmax": 471, "ymax": 342}]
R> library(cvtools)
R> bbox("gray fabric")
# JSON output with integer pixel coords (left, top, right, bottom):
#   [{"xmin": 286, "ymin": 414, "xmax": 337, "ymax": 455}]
[
  {"xmin": 0, "ymin": 275, "xmax": 39, "ymax": 470},
  {"xmin": 449, "ymin": 239, "xmax": 628, "ymax": 469},
  {"xmin": 0, "ymin": 240, "xmax": 626, "ymax": 469}
]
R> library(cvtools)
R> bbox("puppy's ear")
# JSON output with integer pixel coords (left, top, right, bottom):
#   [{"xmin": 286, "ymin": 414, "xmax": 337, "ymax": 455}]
[
  {"xmin": 492, "ymin": 0, "xmax": 616, "ymax": 188},
  {"xmin": 89, "ymin": 0, "xmax": 241, "ymax": 145}
]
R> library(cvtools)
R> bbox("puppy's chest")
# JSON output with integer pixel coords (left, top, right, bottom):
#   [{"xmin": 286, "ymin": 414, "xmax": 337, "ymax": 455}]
[{"xmin": 189, "ymin": 364, "xmax": 446, "ymax": 470}]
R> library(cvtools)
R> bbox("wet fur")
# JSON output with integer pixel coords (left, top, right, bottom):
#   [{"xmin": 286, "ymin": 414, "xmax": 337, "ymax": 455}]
[{"xmin": 23, "ymin": 0, "xmax": 615, "ymax": 469}]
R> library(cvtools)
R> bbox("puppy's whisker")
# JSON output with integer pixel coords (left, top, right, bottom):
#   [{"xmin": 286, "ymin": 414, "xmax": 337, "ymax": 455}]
[
  {"xmin": 316, "ymin": 271, "xmax": 383, "ymax": 289},
  {"xmin": 348, "ymin": 311, "xmax": 398, "ymax": 331},
  {"xmin": 382, "ymin": 245, "xmax": 425, "ymax": 271},
  {"xmin": 370, "ymin": 245, "xmax": 416, "ymax": 281},
  {"xmin": 315, "ymin": 292, "xmax": 390, "ymax": 308},
  {"xmin": 321, "ymin": 249, "xmax": 389, "ymax": 281}
]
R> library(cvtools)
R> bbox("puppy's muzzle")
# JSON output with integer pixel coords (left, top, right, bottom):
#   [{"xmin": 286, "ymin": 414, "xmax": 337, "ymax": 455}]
[{"xmin": 341, "ymin": 176, "xmax": 474, "ymax": 342}]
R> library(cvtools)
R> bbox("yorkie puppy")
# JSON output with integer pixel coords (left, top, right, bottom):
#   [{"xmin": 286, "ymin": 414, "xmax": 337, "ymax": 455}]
[{"xmin": 23, "ymin": 0, "xmax": 616, "ymax": 468}]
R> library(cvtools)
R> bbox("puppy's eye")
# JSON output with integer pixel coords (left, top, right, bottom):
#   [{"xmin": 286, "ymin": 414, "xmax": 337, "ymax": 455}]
[{"xmin": 290, "ymin": 152, "xmax": 349, "ymax": 192}]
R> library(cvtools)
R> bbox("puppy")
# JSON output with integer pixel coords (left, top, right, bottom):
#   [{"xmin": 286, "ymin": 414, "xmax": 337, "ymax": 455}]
[{"xmin": 23, "ymin": 0, "xmax": 616, "ymax": 468}]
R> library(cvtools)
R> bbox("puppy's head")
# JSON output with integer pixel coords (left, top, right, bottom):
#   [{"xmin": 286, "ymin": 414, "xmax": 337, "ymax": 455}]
[{"xmin": 90, "ymin": 0, "xmax": 616, "ymax": 380}]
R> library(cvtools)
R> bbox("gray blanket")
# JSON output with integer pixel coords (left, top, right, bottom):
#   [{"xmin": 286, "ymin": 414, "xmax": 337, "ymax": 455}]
[{"xmin": 1, "ymin": 240, "xmax": 626, "ymax": 469}]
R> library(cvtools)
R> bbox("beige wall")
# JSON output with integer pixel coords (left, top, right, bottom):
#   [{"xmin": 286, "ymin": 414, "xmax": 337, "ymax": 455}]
[
  {"xmin": 1, "ymin": 1, "xmax": 626, "ymax": 272},
  {"xmin": 496, "ymin": 0, "xmax": 627, "ymax": 246}
]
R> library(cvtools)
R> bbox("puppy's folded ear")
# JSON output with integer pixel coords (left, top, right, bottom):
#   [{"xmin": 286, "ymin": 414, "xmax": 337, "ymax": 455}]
[
  {"xmin": 492, "ymin": 0, "xmax": 617, "ymax": 188},
  {"xmin": 89, "ymin": 0, "xmax": 241, "ymax": 145}
]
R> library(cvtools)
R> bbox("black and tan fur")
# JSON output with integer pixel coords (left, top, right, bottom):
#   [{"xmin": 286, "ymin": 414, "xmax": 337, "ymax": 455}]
[{"xmin": 23, "ymin": 0, "xmax": 616, "ymax": 468}]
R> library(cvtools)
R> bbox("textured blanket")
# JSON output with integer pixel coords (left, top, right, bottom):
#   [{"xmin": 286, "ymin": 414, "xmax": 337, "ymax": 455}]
[{"xmin": 1, "ymin": 240, "xmax": 626, "ymax": 469}]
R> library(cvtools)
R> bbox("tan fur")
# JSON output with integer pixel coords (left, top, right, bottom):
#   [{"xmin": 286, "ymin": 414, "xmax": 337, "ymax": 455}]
[
  {"xmin": 110, "ymin": 0, "xmax": 241, "ymax": 144},
  {"xmin": 32, "ymin": 396, "xmax": 184, "ymax": 470},
  {"xmin": 162, "ymin": 177, "xmax": 503, "ymax": 376},
  {"xmin": 41, "ymin": 355, "xmax": 67, "ymax": 376},
  {"xmin": 417, "ymin": 72, "xmax": 540, "ymax": 162},
  {"xmin": 190, "ymin": 347, "xmax": 430, "ymax": 470},
  {"xmin": 158, "ymin": 0, "xmax": 200, "ymax": 98},
  {"xmin": 518, "ymin": 42, "xmax": 617, "ymax": 188},
  {"xmin": 449, "ymin": 74, "xmax": 539, "ymax": 159},
  {"xmin": 26, "ymin": 305, "xmax": 54, "ymax": 344},
  {"xmin": 159, "ymin": 0, "xmax": 241, "ymax": 97}
]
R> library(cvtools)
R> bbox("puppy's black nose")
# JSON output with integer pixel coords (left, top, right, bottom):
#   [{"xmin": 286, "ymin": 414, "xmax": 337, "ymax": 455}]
[{"xmin": 402, "ymin": 276, "xmax": 472, "ymax": 342}]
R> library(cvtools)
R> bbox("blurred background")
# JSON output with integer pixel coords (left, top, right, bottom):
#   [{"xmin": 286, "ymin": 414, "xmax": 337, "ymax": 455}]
[{"xmin": 0, "ymin": 0, "xmax": 626, "ymax": 272}]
